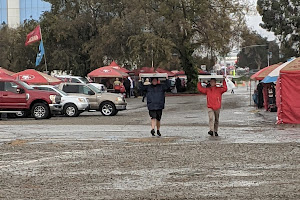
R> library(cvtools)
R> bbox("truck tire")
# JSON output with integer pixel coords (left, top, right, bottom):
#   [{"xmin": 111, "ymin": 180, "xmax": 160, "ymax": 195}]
[
  {"xmin": 15, "ymin": 110, "xmax": 30, "ymax": 118},
  {"xmin": 100, "ymin": 102, "xmax": 117, "ymax": 116},
  {"xmin": 63, "ymin": 103, "xmax": 79, "ymax": 117},
  {"xmin": 32, "ymin": 103, "xmax": 50, "ymax": 120}
]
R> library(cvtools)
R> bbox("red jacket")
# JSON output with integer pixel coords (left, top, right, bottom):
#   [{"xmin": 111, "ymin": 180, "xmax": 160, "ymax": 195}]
[{"xmin": 197, "ymin": 80, "xmax": 227, "ymax": 110}]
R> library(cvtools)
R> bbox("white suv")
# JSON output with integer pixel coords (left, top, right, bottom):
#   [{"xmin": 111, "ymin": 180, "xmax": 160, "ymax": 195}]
[
  {"xmin": 33, "ymin": 85, "xmax": 89, "ymax": 117},
  {"xmin": 56, "ymin": 75, "xmax": 107, "ymax": 92}
]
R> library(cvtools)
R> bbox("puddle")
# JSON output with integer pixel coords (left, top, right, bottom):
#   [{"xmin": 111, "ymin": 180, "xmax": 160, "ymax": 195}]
[
  {"xmin": 6, "ymin": 139, "xmax": 29, "ymax": 146},
  {"xmin": 125, "ymin": 137, "xmax": 181, "ymax": 143}
]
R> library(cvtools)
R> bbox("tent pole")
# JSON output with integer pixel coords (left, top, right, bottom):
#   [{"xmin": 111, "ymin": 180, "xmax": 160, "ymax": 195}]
[{"xmin": 250, "ymin": 80, "xmax": 252, "ymax": 106}]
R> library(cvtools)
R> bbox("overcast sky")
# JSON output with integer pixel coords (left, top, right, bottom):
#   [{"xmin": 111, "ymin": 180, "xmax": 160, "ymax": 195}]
[{"xmin": 246, "ymin": 0, "xmax": 276, "ymax": 41}]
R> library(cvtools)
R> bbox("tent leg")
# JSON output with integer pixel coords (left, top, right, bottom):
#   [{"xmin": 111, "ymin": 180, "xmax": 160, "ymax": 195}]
[{"xmin": 250, "ymin": 80, "xmax": 252, "ymax": 106}]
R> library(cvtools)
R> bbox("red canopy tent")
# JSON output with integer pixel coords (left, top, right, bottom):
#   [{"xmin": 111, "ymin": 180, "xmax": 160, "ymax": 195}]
[
  {"xmin": 0, "ymin": 72, "xmax": 15, "ymax": 80},
  {"xmin": 88, "ymin": 66, "xmax": 129, "ymax": 78},
  {"xmin": 133, "ymin": 67, "xmax": 155, "ymax": 76},
  {"xmin": 250, "ymin": 63, "xmax": 282, "ymax": 80},
  {"xmin": 276, "ymin": 57, "xmax": 300, "ymax": 124},
  {"xmin": 12, "ymin": 69, "xmax": 62, "ymax": 85},
  {"xmin": 107, "ymin": 61, "xmax": 130, "ymax": 73},
  {"xmin": 172, "ymin": 70, "xmax": 185, "ymax": 76},
  {"xmin": 134, "ymin": 67, "xmax": 176, "ymax": 76},
  {"xmin": 198, "ymin": 69, "xmax": 210, "ymax": 75},
  {"xmin": 0, "ymin": 67, "xmax": 15, "ymax": 76},
  {"xmin": 156, "ymin": 68, "xmax": 175, "ymax": 77}
]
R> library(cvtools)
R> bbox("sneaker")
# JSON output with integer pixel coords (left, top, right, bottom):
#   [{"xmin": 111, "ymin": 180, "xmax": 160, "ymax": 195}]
[
  {"xmin": 157, "ymin": 130, "xmax": 161, "ymax": 137},
  {"xmin": 151, "ymin": 129, "xmax": 155, "ymax": 136},
  {"xmin": 214, "ymin": 132, "xmax": 219, "ymax": 137},
  {"xmin": 208, "ymin": 131, "xmax": 213, "ymax": 136}
]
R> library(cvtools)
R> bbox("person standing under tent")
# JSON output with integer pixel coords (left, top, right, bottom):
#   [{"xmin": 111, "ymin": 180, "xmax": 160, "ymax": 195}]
[
  {"xmin": 175, "ymin": 76, "xmax": 182, "ymax": 92},
  {"xmin": 113, "ymin": 78, "xmax": 122, "ymax": 93},
  {"xmin": 123, "ymin": 77, "xmax": 131, "ymax": 98},
  {"xmin": 142, "ymin": 78, "xmax": 151, "ymax": 102},
  {"xmin": 128, "ymin": 77, "xmax": 134, "ymax": 97}
]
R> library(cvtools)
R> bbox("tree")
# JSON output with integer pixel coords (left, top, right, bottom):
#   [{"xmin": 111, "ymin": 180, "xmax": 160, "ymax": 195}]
[
  {"xmin": 126, "ymin": 0, "xmax": 246, "ymax": 91},
  {"xmin": 0, "ymin": 20, "xmax": 40, "ymax": 72},
  {"xmin": 237, "ymin": 29, "xmax": 280, "ymax": 70},
  {"xmin": 257, "ymin": 0, "xmax": 300, "ymax": 59},
  {"xmin": 0, "ymin": 0, "xmax": 246, "ymax": 92}
]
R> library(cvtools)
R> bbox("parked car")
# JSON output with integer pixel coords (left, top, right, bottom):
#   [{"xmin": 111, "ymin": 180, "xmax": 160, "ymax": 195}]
[
  {"xmin": 32, "ymin": 85, "xmax": 89, "ymax": 117},
  {"xmin": 0, "ymin": 79, "xmax": 62, "ymax": 119},
  {"xmin": 58, "ymin": 83, "xmax": 127, "ymax": 116},
  {"xmin": 56, "ymin": 75, "xmax": 107, "ymax": 92}
]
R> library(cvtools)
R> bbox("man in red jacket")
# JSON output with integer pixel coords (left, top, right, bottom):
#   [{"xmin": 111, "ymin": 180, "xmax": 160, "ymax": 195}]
[{"xmin": 198, "ymin": 78, "xmax": 227, "ymax": 136}]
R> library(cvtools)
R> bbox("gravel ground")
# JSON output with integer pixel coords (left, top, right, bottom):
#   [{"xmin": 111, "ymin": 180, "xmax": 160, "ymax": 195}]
[{"xmin": 0, "ymin": 87, "xmax": 299, "ymax": 199}]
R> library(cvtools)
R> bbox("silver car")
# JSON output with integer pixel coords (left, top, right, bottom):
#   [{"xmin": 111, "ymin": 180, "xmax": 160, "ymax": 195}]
[
  {"xmin": 58, "ymin": 83, "xmax": 127, "ymax": 116},
  {"xmin": 33, "ymin": 85, "xmax": 89, "ymax": 117}
]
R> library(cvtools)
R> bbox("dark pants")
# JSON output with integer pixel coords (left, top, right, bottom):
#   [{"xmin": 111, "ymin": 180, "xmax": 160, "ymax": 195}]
[
  {"xmin": 125, "ymin": 87, "xmax": 130, "ymax": 98},
  {"xmin": 142, "ymin": 91, "xmax": 147, "ymax": 102}
]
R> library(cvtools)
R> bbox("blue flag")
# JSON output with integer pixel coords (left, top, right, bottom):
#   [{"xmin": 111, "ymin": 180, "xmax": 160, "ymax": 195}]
[{"xmin": 35, "ymin": 41, "xmax": 45, "ymax": 66}]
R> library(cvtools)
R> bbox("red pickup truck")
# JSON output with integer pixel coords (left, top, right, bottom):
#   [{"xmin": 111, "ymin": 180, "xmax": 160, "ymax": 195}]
[{"xmin": 0, "ymin": 79, "xmax": 62, "ymax": 119}]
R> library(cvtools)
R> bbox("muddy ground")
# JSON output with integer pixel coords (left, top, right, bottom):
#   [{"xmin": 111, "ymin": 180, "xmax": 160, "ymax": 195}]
[{"xmin": 0, "ymin": 87, "xmax": 299, "ymax": 199}]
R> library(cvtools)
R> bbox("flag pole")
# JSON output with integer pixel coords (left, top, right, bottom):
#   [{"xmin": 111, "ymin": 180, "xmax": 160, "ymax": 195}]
[{"xmin": 39, "ymin": 26, "xmax": 48, "ymax": 73}]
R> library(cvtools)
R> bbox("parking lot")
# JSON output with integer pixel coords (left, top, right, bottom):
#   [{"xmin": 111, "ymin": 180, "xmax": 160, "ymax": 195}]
[{"xmin": 0, "ymin": 87, "xmax": 299, "ymax": 199}]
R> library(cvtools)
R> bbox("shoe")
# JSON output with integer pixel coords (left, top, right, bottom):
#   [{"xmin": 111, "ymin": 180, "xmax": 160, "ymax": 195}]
[
  {"xmin": 214, "ymin": 132, "xmax": 219, "ymax": 137},
  {"xmin": 208, "ymin": 131, "xmax": 213, "ymax": 136},
  {"xmin": 151, "ymin": 129, "xmax": 155, "ymax": 136},
  {"xmin": 157, "ymin": 130, "xmax": 161, "ymax": 137}
]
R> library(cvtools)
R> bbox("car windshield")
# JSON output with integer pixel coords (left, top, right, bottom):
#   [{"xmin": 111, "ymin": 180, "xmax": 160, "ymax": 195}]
[
  {"xmin": 53, "ymin": 87, "xmax": 68, "ymax": 96},
  {"xmin": 79, "ymin": 77, "xmax": 89, "ymax": 84},
  {"xmin": 88, "ymin": 84, "xmax": 101, "ymax": 93},
  {"xmin": 17, "ymin": 81, "xmax": 34, "ymax": 90}
]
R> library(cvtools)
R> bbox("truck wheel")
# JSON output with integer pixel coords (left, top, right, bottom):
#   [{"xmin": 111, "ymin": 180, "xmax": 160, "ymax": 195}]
[
  {"xmin": 100, "ymin": 102, "xmax": 116, "ymax": 116},
  {"xmin": 32, "ymin": 103, "xmax": 50, "ymax": 120},
  {"xmin": 64, "ymin": 104, "xmax": 79, "ymax": 117},
  {"xmin": 15, "ymin": 111, "xmax": 30, "ymax": 118}
]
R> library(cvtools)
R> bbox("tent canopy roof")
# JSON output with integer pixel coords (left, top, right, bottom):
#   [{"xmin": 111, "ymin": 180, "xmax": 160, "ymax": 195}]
[
  {"xmin": 88, "ymin": 66, "xmax": 128, "ymax": 78},
  {"xmin": 107, "ymin": 61, "xmax": 130, "ymax": 73},
  {"xmin": 281, "ymin": 57, "xmax": 300, "ymax": 73},
  {"xmin": 0, "ymin": 72, "xmax": 15, "ymax": 80},
  {"xmin": 12, "ymin": 69, "xmax": 61, "ymax": 85},
  {"xmin": 251, "ymin": 63, "xmax": 282, "ymax": 80},
  {"xmin": 0, "ymin": 67, "xmax": 15, "ymax": 76},
  {"xmin": 134, "ymin": 67, "xmax": 176, "ymax": 76}
]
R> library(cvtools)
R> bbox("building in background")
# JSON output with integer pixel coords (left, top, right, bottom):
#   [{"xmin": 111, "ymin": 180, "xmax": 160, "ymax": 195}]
[{"xmin": 0, "ymin": 0, "xmax": 51, "ymax": 28}]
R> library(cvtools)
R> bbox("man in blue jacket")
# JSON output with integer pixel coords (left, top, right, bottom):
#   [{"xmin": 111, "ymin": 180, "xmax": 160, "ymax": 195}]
[{"xmin": 145, "ymin": 77, "xmax": 170, "ymax": 137}]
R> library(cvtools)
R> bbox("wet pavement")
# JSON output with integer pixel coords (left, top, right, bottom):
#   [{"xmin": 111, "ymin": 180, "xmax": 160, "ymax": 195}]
[{"xmin": 0, "ymin": 86, "xmax": 299, "ymax": 199}]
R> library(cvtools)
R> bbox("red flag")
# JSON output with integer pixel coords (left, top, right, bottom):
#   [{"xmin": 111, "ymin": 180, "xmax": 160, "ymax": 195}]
[{"xmin": 25, "ymin": 25, "xmax": 41, "ymax": 46}]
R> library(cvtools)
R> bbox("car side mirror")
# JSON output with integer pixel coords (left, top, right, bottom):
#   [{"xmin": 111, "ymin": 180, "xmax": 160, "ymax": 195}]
[
  {"xmin": 17, "ymin": 88, "xmax": 25, "ymax": 94},
  {"xmin": 88, "ymin": 91, "xmax": 95, "ymax": 95}
]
